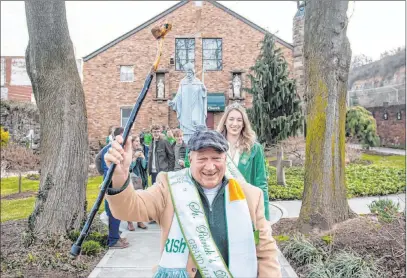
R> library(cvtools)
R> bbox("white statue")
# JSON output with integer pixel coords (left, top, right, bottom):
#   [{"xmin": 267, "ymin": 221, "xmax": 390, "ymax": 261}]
[
  {"xmin": 26, "ymin": 129, "xmax": 34, "ymax": 149},
  {"xmin": 168, "ymin": 62, "xmax": 207, "ymax": 143},
  {"xmin": 157, "ymin": 79, "xmax": 165, "ymax": 99},
  {"xmin": 233, "ymin": 75, "xmax": 241, "ymax": 98}
]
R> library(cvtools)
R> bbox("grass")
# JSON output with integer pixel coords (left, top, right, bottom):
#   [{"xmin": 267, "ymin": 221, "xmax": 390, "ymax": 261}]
[
  {"xmin": 360, "ymin": 153, "xmax": 405, "ymax": 168},
  {"xmin": 269, "ymin": 154, "xmax": 406, "ymax": 200},
  {"xmin": 1, "ymin": 175, "xmax": 104, "ymax": 222},
  {"xmin": 1, "ymin": 177, "xmax": 40, "ymax": 196}
]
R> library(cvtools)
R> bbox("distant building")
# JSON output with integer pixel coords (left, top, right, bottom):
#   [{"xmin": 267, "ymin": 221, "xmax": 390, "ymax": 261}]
[
  {"xmin": 1, "ymin": 56, "xmax": 33, "ymax": 102},
  {"xmin": 0, "ymin": 56, "xmax": 83, "ymax": 103},
  {"xmin": 347, "ymin": 50, "xmax": 406, "ymax": 148}
]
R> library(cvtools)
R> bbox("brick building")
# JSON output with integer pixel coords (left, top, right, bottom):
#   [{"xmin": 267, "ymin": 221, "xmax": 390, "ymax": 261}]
[
  {"xmin": 1, "ymin": 56, "xmax": 34, "ymax": 102},
  {"xmin": 83, "ymin": 0, "xmax": 294, "ymax": 145},
  {"xmin": 1, "ymin": 56, "xmax": 83, "ymax": 103}
]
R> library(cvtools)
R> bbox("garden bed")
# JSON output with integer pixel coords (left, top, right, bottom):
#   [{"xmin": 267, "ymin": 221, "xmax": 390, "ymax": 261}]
[
  {"xmin": 0, "ymin": 219, "xmax": 108, "ymax": 278},
  {"xmin": 268, "ymin": 154, "xmax": 406, "ymax": 200},
  {"xmin": 272, "ymin": 213, "xmax": 406, "ymax": 278}
]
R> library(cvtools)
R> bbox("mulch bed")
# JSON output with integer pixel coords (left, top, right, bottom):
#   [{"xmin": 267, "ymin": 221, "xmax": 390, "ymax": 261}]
[
  {"xmin": 1, "ymin": 191, "xmax": 37, "ymax": 200},
  {"xmin": 1, "ymin": 219, "xmax": 107, "ymax": 278},
  {"xmin": 272, "ymin": 214, "xmax": 406, "ymax": 278}
]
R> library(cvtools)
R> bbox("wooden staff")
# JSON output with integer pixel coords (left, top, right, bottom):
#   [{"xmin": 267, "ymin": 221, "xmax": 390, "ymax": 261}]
[{"xmin": 70, "ymin": 23, "xmax": 172, "ymax": 258}]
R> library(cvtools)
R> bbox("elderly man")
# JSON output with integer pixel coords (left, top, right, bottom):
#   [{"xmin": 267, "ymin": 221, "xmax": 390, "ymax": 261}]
[{"xmin": 104, "ymin": 128, "xmax": 281, "ymax": 277}]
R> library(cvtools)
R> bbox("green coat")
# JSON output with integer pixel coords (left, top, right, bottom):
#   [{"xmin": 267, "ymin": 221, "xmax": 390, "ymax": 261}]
[{"xmin": 184, "ymin": 142, "xmax": 270, "ymax": 220}]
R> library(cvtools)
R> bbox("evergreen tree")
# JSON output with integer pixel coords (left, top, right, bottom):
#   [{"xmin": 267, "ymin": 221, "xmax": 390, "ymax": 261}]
[{"xmin": 246, "ymin": 33, "xmax": 303, "ymax": 146}]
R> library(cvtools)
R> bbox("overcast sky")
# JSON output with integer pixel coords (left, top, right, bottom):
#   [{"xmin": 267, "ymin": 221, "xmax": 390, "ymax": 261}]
[{"xmin": 1, "ymin": 1, "xmax": 405, "ymax": 61}]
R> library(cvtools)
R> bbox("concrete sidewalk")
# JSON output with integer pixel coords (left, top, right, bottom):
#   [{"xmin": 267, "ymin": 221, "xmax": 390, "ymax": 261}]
[
  {"xmin": 88, "ymin": 222, "xmax": 298, "ymax": 278},
  {"xmin": 348, "ymin": 144, "xmax": 406, "ymax": 156},
  {"xmin": 89, "ymin": 193, "xmax": 405, "ymax": 277},
  {"xmin": 273, "ymin": 193, "xmax": 405, "ymax": 218}
]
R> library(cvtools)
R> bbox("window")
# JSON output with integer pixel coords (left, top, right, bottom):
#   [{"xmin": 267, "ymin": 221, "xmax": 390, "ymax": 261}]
[
  {"xmin": 120, "ymin": 66, "xmax": 134, "ymax": 82},
  {"xmin": 175, "ymin": 38, "xmax": 195, "ymax": 71},
  {"xmin": 203, "ymin": 39, "xmax": 222, "ymax": 71},
  {"xmin": 10, "ymin": 58, "xmax": 31, "ymax": 86},
  {"xmin": 121, "ymin": 107, "xmax": 132, "ymax": 127}
]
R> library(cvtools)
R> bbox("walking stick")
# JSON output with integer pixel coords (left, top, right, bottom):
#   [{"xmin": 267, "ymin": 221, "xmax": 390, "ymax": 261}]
[{"xmin": 70, "ymin": 23, "xmax": 172, "ymax": 258}]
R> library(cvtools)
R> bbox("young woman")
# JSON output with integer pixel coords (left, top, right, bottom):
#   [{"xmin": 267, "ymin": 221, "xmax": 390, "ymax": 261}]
[{"xmin": 217, "ymin": 103, "xmax": 270, "ymax": 221}]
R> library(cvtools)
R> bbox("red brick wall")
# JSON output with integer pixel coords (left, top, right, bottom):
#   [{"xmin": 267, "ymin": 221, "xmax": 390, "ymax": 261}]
[
  {"xmin": 367, "ymin": 104, "xmax": 406, "ymax": 147},
  {"xmin": 1, "ymin": 56, "xmax": 32, "ymax": 102},
  {"xmin": 83, "ymin": 1, "xmax": 293, "ymax": 143}
]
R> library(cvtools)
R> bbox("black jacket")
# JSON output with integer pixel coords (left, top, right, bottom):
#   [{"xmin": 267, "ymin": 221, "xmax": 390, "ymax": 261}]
[{"xmin": 147, "ymin": 139, "xmax": 175, "ymax": 174}]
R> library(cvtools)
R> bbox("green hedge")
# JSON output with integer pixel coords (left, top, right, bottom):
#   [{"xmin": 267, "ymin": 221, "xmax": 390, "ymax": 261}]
[{"xmin": 269, "ymin": 155, "xmax": 406, "ymax": 200}]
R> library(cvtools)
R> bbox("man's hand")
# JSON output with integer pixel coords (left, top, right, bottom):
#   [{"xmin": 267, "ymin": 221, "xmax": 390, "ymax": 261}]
[
  {"xmin": 178, "ymin": 160, "xmax": 185, "ymax": 167},
  {"xmin": 104, "ymin": 135, "xmax": 132, "ymax": 188}
]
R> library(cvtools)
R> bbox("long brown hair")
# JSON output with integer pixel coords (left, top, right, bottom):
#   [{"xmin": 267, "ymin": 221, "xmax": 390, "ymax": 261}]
[{"xmin": 216, "ymin": 102, "xmax": 256, "ymax": 153}]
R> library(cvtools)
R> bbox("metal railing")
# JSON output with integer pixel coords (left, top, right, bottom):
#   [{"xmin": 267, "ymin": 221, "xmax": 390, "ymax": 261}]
[{"xmin": 347, "ymin": 83, "xmax": 406, "ymax": 107}]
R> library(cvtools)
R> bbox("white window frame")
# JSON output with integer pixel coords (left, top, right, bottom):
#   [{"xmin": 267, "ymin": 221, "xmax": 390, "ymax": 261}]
[
  {"xmin": 120, "ymin": 107, "xmax": 132, "ymax": 127},
  {"xmin": 175, "ymin": 38, "xmax": 195, "ymax": 71},
  {"xmin": 202, "ymin": 38, "xmax": 223, "ymax": 71},
  {"xmin": 120, "ymin": 65, "xmax": 134, "ymax": 82}
]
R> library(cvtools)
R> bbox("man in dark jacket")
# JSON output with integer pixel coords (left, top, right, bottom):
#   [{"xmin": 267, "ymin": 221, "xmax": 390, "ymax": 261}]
[{"xmin": 148, "ymin": 124, "xmax": 175, "ymax": 184}]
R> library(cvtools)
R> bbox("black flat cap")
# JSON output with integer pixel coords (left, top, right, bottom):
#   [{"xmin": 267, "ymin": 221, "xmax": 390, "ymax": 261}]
[{"xmin": 187, "ymin": 125, "xmax": 229, "ymax": 153}]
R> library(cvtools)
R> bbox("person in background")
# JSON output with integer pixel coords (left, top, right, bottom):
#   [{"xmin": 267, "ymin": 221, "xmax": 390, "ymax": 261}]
[
  {"xmin": 138, "ymin": 130, "xmax": 149, "ymax": 162},
  {"xmin": 105, "ymin": 125, "xmax": 114, "ymax": 145},
  {"xmin": 217, "ymin": 102, "xmax": 270, "ymax": 221},
  {"xmin": 172, "ymin": 128, "xmax": 187, "ymax": 171},
  {"xmin": 148, "ymin": 124, "xmax": 175, "ymax": 184},
  {"xmin": 165, "ymin": 128, "xmax": 176, "ymax": 146},
  {"xmin": 143, "ymin": 128, "xmax": 153, "ymax": 147},
  {"xmin": 128, "ymin": 136, "xmax": 148, "ymax": 230},
  {"xmin": 100, "ymin": 127, "xmax": 129, "ymax": 248}
]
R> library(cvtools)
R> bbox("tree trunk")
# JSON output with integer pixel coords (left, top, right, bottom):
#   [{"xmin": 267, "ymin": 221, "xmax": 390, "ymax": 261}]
[
  {"xmin": 18, "ymin": 172, "xmax": 22, "ymax": 193},
  {"xmin": 298, "ymin": 0, "xmax": 356, "ymax": 233},
  {"xmin": 25, "ymin": 0, "xmax": 89, "ymax": 237},
  {"xmin": 276, "ymin": 144, "xmax": 286, "ymax": 186}
]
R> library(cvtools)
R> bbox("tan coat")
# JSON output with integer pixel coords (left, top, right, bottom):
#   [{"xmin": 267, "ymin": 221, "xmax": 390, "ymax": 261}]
[{"xmin": 106, "ymin": 172, "xmax": 282, "ymax": 278}]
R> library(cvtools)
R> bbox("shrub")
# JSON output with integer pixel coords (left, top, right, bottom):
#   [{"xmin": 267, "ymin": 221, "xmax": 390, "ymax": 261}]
[
  {"xmin": 0, "ymin": 126, "xmax": 10, "ymax": 146},
  {"xmin": 87, "ymin": 232, "xmax": 108, "ymax": 247},
  {"xmin": 346, "ymin": 106, "xmax": 379, "ymax": 148},
  {"xmin": 26, "ymin": 173, "xmax": 40, "ymax": 180},
  {"xmin": 274, "ymin": 235, "xmax": 290, "ymax": 243},
  {"xmin": 368, "ymin": 199, "xmax": 400, "ymax": 223},
  {"xmin": 81, "ymin": 240, "xmax": 102, "ymax": 256},
  {"xmin": 283, "ymin": 235, "xmax": 325, "ymax": 265},
  {"xmin": 306, "ymin": 260, "xmax": 333, "ymax": 278},
  {"xmin": 280, "ymin": 136, "xmax": 306, "ymax": 166},
  {"xmin": 67, "ymin": 230, "xmax": 80, "ymax": 242},
  {"xmin": 326, "ymin": 251, "xmax": 379, "ymax": 278},
  {"xmin": 321, "ymin": 235, "xmax": 333, "ymax": 245}
]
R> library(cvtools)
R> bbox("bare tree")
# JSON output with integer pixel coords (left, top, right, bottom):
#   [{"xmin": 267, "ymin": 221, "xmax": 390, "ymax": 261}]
[
  {"xmin": 350, "ymin": 54, "xmax": 373, "ymax": 69},
  {"xmin": 25, "ymin": 0, "xmax": 89, "ymax": 237},
  {"xmin": 1, "ymin": 142, "xmax": 40, "ymax": 193},
  {"xmin": 298, "ymin": 0, "xmax": 355, "ymax": 232}
]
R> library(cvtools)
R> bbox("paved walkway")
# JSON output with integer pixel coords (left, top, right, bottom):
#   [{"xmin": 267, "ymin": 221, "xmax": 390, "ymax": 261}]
[
  {"xmin": 89, "ymin": 193, "xmax": 405, "ymax": 277},
  {"xmin": 348, "ymin": 144, "xmax": 405, "ymax": 156}
]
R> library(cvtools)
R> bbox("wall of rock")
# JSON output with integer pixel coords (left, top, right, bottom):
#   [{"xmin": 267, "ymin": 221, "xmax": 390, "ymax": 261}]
[{"xmin": 0, "ymin": 100, "xmax": 40, "ymax": 149}]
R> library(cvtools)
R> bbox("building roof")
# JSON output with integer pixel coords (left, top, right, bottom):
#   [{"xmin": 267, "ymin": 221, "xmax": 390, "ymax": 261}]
[{"xmin": 83, "ymin": 0, "xmax": 293, "ymax": 62}]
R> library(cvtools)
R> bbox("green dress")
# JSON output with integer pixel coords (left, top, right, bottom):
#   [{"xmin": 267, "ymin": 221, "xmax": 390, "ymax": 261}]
[{"xmin": 184, "ymin": 142, "xmax": 270, "ymax": 220}]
